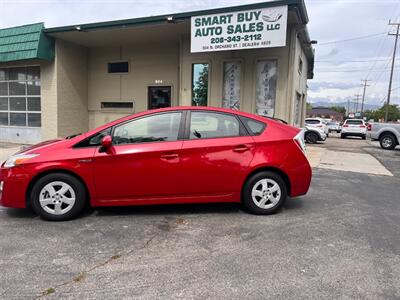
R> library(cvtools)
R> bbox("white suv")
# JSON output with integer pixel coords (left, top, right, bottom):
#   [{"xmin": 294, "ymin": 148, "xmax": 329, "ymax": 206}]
[
  {"xmin": 341, "ymin": 119, "xmax": 367, "ymax": 139},
  {"xmin": 305, "ymin": 118, "xmax": 329, "ymax": 137}
]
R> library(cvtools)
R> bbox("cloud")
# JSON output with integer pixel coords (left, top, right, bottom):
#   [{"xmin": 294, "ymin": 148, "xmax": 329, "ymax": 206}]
[{"xmin": 309, "ymin": 81, "xmax": 358, "ymax": 92}]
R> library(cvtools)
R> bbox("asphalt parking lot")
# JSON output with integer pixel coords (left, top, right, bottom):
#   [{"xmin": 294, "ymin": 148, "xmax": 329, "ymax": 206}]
[{"xmin": 0, "ymin": 136, "xmax": 399, "ymax": 299}]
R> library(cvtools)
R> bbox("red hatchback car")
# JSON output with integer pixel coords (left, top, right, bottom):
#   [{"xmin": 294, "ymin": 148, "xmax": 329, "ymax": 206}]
[{"xmin": 0, "ymin": 107, "xmax": 311, "ymax": 221}]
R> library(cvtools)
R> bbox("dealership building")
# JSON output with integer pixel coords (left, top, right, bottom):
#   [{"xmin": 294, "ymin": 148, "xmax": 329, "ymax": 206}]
[{"xmin": 0, "ymin": 0, "xmax": 314, "ymax": 144}]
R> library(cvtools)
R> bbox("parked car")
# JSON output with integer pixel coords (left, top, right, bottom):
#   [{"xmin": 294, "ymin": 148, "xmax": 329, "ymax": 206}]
[
  {"xmin": 327, "ymin": 121, "xmax": 341, "ymax": 133},
  {"xmin": 341, "ymin": 119, "xmax": 367, "ymax": 139},
  {"xmin": 367, "ymin": 122, "xmax": 400, "ymax": 150},
  {"xmin": 304, "ymin": 126, "xmax": 327, "ymax": 144},
  {"xmin": 305, "ymin": 118, "xmax": 329, "ymax": 137},
  {"xmin": 0, "ymin": 107, "xmax": 312, "ymax": 221}
]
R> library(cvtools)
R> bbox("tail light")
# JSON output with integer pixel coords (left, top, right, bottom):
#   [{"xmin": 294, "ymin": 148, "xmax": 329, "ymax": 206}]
[
  {"xmin": 294, "ymin": 129, "xmax": 306, "ymax": 153},
  {"xmin": 367, "ymin": 124, "xmax": 372, "ymax": 131},
  {"xmin": 317, "ymin": 125, "xmax": 323, "ymax": 128},
  {"xmin": 359, "ymin": 125, "xmax": 366, "ymax": 128},
  {"xmin": 343, "ymin": 124, "xmax": 349, "ymax": 127}
]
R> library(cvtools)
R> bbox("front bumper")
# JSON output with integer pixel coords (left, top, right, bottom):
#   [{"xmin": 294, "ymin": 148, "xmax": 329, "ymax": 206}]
[{"xmin": 0, "ymin": 167, "xmax": 33, "ymax": 208}]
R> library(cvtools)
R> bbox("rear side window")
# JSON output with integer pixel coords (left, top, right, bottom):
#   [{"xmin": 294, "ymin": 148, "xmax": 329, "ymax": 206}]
[
  {"xmin": 240, "ymin": 117, "xmax": 266, "ymax": 135},
  {"xmin": 305, "ymin": 119, "xmax": 320, "ymax": 124},
  {"xmin": 345, "ymin": 120, "xmax": 363, "ymax": 125},
  {"xmin": 189, "ymin": 111, "xmax": 240, "ymax": 139}
]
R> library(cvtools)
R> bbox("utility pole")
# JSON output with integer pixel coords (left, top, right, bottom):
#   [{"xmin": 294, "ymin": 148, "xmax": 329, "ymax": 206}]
[
  {"xmin": 347, "ymin": 99, "xmax": 350, "ymax": 116},
  {"xmin": 385, "ymin": 21, "xmax": 400, "ymax": 122},
  {"xmin": 354, "ymin": 94, "xmax": 361, "ymax": 115},
  {"xmin": 360, "ymin": 79, "xmax": 370, "ymax": 119}
]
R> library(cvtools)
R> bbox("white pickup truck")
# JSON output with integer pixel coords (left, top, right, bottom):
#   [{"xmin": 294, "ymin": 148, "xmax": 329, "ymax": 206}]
[{"xmin": 367, "ymin": 122, "xmax": 400, "ymax": 150}]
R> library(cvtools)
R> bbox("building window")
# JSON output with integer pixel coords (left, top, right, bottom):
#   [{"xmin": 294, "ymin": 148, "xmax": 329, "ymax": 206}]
[
  {"xmin": 298, "ymin": 58, "xmax": 303, "ymax": 74},
  {"xmin": 108, "ymin": 61, "xmax": 129, "ymax": 74},
  {"xmin": 255, "ymin": 60, "xmax": 277, "ymax": 117},
  {"xmin": 0, "ymin": 66, "xmax": 41, "ymax": 127},
  {"xmin": 192, "ymin": 63, "xmax": 209, "ymax": 106},
  {"xmin": 222, "ymin": 61, "xmax": 241, "ymax": 110},
  {"xmin": 294, "ymin": 93, "xmax": 302, "ymax": 126},
  {"xmin": 101, "ymin": 102, "xmax": 133, "ymax": 109}
]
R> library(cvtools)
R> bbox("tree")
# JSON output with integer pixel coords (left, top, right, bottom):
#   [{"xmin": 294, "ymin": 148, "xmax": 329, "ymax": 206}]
[
  {"xmin": 364, "ymin": 104, "xmax": 400, "ymax": 122},
  {"xmin": 330, "ymin": 106, "xmax": 346, "ymax": 114},
  {"xmin": 306, "ymin": 102, "xmax": 313, "ymax": 110},
  {"xmin": 192, "ymin": 64, "xmax": 209, "ymax": 106}
]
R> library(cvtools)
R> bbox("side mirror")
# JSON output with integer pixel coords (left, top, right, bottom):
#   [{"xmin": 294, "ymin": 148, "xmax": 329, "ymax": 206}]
[{"xmin": 101, "ymin": 135, "xmax": 113, "ymax": 150}]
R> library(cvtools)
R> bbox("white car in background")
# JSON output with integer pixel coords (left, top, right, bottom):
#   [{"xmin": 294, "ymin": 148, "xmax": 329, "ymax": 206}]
[
  {"xmin": 304, "ymin": 126, "xmax": 327, "ymax": 144},
  {"xmin": 327, "ymin": 121, "xmax": 341, "ymax": 133},
  {"xmin": 341, "ymin": 119, "xmax": 367, "ymax": 139},
  {"xmin": 305, "ymin": 118, "xmax": 329, "ymax": 137}
]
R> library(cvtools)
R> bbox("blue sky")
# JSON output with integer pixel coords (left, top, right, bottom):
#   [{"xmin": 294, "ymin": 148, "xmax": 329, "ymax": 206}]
[{"xmin": 1, "ymin": 0, "xmax": 399, "ymax": 107}]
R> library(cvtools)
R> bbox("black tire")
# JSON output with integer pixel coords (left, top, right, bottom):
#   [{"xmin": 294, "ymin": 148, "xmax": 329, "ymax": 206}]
[
  {"xmin": 362, "ymin": 135, "xmax": 366, "ymax": 140},
  {"xmin": 30, "ymin": 173, "xmax": 87, "ymax": 221},
  {"xmin": 242, "ymin": 171, "xmax": 287, "ymax": 215},
  {"xmin": 341, "ymin": 134, "xmax": 346, "ymax": 139},
  {"xmin": 305, "ymin": 132, "xmax": 318, "ymax": 144},
  {"xmin": 379, "ymin": 134, "xmax": 397, "ymax": 150}
]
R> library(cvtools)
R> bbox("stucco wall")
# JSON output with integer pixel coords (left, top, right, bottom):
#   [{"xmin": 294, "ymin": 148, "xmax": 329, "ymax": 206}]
[
  {"xmin": 87, "ymin": 41, "xmax": 179, "ymax": 129},
  {"xmin": 55, "ymin": 40, "xmax": 88, "ymax": 137}
]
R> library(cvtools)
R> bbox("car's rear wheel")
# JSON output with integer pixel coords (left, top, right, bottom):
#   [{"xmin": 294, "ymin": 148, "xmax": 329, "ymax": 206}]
[
  {"xmin": 379, "ymin": 134, "xmax": 396, "ymax": 150},
  {"xmin": 30, "ymin": 173, "xmax": 86, "ymax": 221},
  {"xmin": 242, "ymin": 171, "xmax": 287, "ymax": 215},
  {"xmin": 305, "ymin": 132, "xmax": 318, "ymax": 144},
  {"xmin": 341, "ymin": 134, "xmax": 346, "ymax": 139}
]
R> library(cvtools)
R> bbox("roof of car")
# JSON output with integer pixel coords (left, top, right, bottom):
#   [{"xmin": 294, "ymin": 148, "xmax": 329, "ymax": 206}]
[{"xmin": 82, "ymin": 106, "xmax": 285, "ymax": 137}]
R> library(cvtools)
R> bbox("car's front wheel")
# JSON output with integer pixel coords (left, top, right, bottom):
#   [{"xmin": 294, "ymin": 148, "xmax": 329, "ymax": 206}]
[
  {"xmin": 30, "ymin": 173, "xmax": 87, "ymax": 221},
  {"xmin": 242, "ymin": 171, "xmax": 287, "ymax": 215}
]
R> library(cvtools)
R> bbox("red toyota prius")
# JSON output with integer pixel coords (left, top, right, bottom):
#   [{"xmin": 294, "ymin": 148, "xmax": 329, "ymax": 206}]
[{"xmin": 0, "ymin": 107, "xmax": 311, "ymax": 221}]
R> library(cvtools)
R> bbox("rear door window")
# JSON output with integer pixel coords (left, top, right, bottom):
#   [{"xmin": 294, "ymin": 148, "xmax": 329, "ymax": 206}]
[
  {"xmin": 305, "ymin": 119, "xmax": 320, "ymax": 125},
  {"xmin": 189, "ymin": 111, "xmax": 240, "ymax": 139}
]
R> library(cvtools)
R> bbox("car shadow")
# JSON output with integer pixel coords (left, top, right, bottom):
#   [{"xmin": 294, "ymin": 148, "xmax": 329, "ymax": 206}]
[
  {"xmin": 93, "ymin": 202, "xmax": 242, "ymax": 217},
  {"xmin": 2, "ymin": 198, "xmax": 302, "ymax": 220},
  {"xmin": 5, "ymin": 208, "xmax": 36, "ymax": 219}
]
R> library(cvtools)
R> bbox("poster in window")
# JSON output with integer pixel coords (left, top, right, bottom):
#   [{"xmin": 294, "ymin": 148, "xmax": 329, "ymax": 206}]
[
  {"xmin": 222, "ymin": 62, "xmax": 241, "ymax": 110},
  {"xmin": 255, "ymin": 60, "xmax": 277, "ymax": 117}
]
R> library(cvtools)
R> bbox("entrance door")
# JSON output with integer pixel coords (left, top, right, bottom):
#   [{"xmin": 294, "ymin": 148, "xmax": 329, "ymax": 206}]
[{"xmin": 148, "ymin": 86, "xmax": 171, "ymax": 109}]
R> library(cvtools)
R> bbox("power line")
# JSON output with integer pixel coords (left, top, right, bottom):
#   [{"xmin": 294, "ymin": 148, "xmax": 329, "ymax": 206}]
[
  {"xmin": 315, "ymin": 59, "xmax": 391, "ymax": 63},
  {"xmin": 316, "ymin": 32, "xmax": 388, "ymax": 46}
]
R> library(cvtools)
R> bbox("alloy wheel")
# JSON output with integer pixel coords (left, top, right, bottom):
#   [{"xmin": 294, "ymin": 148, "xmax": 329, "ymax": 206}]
[
  {"xmin": 251, "ymin": 178, "xmax": 281, "ymax": 209},
  {"xmin": 39, "ymin": 181, "xmax": 76, "ymax": 215},
  {"xmin": 382, "ymin": 137, "xmax": 393, "ymax": 149}
]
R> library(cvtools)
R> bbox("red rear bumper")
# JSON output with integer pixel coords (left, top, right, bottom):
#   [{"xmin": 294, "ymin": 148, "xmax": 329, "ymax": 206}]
[{"xmin": 0, "ymin": 167, "xmax": 32, "ymax": 208}]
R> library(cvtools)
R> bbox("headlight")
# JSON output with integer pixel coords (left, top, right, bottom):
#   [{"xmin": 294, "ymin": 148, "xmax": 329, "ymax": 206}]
[{"xmin": 3, "ymin": 154, "xmax": 39, "ymax": 168}]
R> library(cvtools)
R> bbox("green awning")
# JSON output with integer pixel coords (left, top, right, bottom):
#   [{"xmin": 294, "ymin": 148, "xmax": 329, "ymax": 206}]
[{"xmin": 0, "ymin": 23, "xmax": 54, "ymax": 63}]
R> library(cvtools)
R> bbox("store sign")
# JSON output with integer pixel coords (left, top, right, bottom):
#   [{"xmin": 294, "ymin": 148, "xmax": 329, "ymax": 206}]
[{"xmin": 191, "ymin": 5, "xmax": 287, "ymax": 53}]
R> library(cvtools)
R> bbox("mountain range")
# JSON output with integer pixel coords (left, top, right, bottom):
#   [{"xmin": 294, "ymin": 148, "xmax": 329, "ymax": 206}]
[{"xmin": 309, "ymin": 101, "xmax": 380, "ymax": 111}]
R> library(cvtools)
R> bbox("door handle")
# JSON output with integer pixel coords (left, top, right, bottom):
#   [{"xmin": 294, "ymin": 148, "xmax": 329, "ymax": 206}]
[
  {"xmin": 233, "ymin": 145, "xmax": 250, "ymax": 153},
  {"xmin": 160, "ymin": 153, "xmax": 179, "ymax": 160}
]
